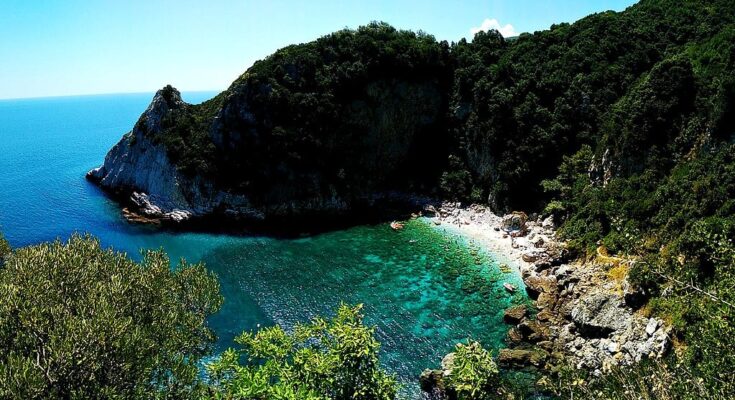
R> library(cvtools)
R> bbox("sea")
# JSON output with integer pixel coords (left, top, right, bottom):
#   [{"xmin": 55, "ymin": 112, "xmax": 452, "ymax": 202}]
[{"xmin": 0, "ymin": 92, "xmax": 528, "ymax": 397}]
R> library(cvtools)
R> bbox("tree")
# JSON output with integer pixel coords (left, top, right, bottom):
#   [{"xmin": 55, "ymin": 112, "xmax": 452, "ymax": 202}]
[
  {"xmin": 206, "ymin": 304, "xmax": 396, "ymax": 400},
  {"xmin": 0, "ymin": 234, "xmax": 223, "ymax": 399}
]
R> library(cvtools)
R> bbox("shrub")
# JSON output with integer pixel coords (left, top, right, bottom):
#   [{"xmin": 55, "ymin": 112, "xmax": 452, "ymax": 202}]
[
  {"xmin": 0, "ymin": 234, "xmax": 222, "ymax": 399},
  {"xmin": 443, "ymin": 341, "xmax": 500, "ymax": 400},
  {"xmin": 206, "ymin": 304, "xmax": 396, "ymax": 400}
]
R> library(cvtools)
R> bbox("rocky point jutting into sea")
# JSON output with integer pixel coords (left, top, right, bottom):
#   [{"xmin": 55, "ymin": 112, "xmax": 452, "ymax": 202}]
[{"xmin": 87, "ymin": 80, "xmax": 446, "ymax": 228}]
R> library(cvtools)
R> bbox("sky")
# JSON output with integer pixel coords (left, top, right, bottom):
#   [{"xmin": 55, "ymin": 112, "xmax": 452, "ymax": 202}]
[{"xmin": 0, "ymin": 0, "xmax": 637, "ymax": 100}]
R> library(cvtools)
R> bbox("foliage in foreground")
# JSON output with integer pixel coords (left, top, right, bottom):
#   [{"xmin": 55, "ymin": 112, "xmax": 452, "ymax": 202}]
[
  {"xmin": 206, "ymin": 304, "xmax": 396, "ymax": 400},
  {"xmin": 548, "ymin": 358, "xmax": 733, "ymax": 400},
  {"xmin": 0, "ymin": 234, "xmax": 223, "ymax": 399},
  {"xmin": 442, "ymin": 340, "xmax": 501, "ymax": 400}
]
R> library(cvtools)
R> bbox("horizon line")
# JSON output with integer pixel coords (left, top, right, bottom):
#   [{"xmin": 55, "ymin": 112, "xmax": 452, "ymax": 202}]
[{"xmin": 0, "ymin": 88, "xmax": 224, "ymax": 102}]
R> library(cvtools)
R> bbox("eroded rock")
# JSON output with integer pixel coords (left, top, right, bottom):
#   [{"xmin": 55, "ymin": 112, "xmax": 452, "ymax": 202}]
[
  {"xmin": 571, "ymin": 291, "xmax": 630, "ymax": 337},
  {"xmin": 498, "ymin": 348, "xmax": 549, "ymax": 368},
  {"xmin": 503, "ymin": 305, "xmax": 528, "ymax": 324}
]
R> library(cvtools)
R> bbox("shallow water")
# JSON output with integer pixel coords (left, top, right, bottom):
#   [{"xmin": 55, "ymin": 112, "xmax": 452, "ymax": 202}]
[{"xmin": 0, "ymin": 93, "xmax": 528, "ymax": 396}]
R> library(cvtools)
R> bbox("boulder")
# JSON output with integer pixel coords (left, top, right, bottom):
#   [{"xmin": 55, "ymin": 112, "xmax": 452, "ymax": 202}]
[
  {"xmin": 536, "ymin": 309, "xmax": 554, "ymax": 322},
  {"xmin": 501, "ymin": 212, "xmax": 528, "ymax": 234},
  {"xmin": 535, "ymin": 292, "xmax": 558, "ymax": 310},
  {"xmin": 507, "ymin": 327, "xmax": 523, "ymax": 344},
  {"xmin": 440, "ymin": 352, "xmax": 455, "ymax": 376},
  {"xmin": 503, "ymin": 305, "xmax": 528, "ymax": 324},
  {"xmin": 533, "ymin": 260, "xmax": 552, "ymax": 272},
  {"xmin": 524, "ymin": 276, "xmax": 557, "ymax": 298},
  {"xmin": 522, "ymin": 252, "xmax": 539, "ymax": 263},
  {"xmin": 571, "ymin": 291, "xmax": 631, "ymax": 337},
  {"xmin": 519, "ymin": 320, "xmax": 551, "ymax": 342},
  {"xmin": 498, "ymin": 348, "xmax": 549, "ymax": 368},
  {"xmin": 645, "ymin": 318, "xmax": 659, "ymax": 336},
  {"xmin": 419, "ymin": 369, "xmax": 444, "ymax": 392}
]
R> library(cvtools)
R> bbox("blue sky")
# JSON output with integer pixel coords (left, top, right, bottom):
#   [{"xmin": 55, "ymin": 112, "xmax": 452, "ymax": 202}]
[{"xmin": 0, "ymin": 0, "xmax": 637, "ymax": 100}]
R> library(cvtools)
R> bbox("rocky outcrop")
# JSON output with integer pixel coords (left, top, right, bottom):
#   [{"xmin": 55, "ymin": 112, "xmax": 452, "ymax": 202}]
[
  {"xmin": 86, "ymin": 86, "xmax": 243, "ymax": 224},
  {"xmin": 503, "ymin": 305, "xmax": 527, "ymax": 324},
  {"xmin": 571, "ymin": 291, "xmax": 630, "ymax": 337},
  {"xmin": 89, "ymin": 79, "xmax": 447, "ymax": 227},
  {"xmin": 498, "ymin": 214, "xmax": 670, "ymax": 374},
  {"xmin": 425, "ymin": 203, "xmax": 670, "ymax": 379},
  {"xmin": 497, "ymin": 348, "xmax": 549, "ymax": 368}
]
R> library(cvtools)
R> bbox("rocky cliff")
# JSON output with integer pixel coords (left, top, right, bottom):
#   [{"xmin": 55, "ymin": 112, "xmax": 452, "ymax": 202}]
[
  {"xmin": 89, "ymin": 72, "xmax": 447, "ymax": 226},
  {"xmin": 87, "ymin": 86, "xmax": 250, "ymax": 223}
]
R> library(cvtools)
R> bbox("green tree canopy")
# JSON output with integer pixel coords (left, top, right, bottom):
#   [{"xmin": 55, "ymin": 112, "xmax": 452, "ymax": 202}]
[
  {"xmin": 206, "ymin": 304, "xmax": 396, "ymax": 400},
  {"xmin": 0, "ymin": 234, "xmax": 222, "ymax": 399}
]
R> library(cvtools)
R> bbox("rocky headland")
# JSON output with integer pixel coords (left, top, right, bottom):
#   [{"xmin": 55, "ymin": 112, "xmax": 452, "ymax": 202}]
[
  {"xmin": 87, "ymin": 79, "xmax": 447, "ymax": 230},
  {"xmin": 420, "ymin": 202, "xmax": 670, "ymax": 395}
]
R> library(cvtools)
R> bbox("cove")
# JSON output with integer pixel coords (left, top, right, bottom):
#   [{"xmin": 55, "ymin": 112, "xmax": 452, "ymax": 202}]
[{"xmin": 0, "ymin": 93, "xmax": 529, "ymax": 396}]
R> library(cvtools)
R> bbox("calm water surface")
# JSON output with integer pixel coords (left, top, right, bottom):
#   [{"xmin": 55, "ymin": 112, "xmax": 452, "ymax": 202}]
[{"xmin": 0, "ymin": 93, "xmax": 528, "ymax": 396}]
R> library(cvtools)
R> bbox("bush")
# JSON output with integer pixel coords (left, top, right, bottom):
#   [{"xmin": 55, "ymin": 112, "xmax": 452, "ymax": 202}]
[
  {"xmin": 206, "ymin": 304, "xmax": 396, "ymax": 400},
  {"xmin": 0, "ymin": 234, "xmax": 222, "ymax": 399},
  {"xmin": 549, "ymin": 358, "xmax": 733, "ymax": 400},
  {"xmin": 443, "ymin": 341, "xmax": 500, "ymax": 400}
]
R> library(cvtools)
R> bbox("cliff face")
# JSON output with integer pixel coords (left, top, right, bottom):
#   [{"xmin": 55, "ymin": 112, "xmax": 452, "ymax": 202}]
[
  {"xmin": 88, "ymin": 79, "xmax": 447, "ymax": 224},
  {"xmin": 88, "ymin": 87, "xmax": 187, "ymax": 207},
  {"xmin": 87, "ymin": 86, "xmax": 253, "ymax": 222}
]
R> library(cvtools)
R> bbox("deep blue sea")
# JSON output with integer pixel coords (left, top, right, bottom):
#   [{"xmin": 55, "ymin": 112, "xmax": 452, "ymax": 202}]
[{"xmin": 0, "ymin": 93, "xmax": 527, "ymax": 396}]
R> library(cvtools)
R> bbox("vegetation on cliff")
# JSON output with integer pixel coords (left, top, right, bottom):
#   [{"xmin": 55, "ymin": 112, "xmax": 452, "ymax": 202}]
[{"xmin": 153, "ymin": 22, "xmax": 451, "ymax": 208}]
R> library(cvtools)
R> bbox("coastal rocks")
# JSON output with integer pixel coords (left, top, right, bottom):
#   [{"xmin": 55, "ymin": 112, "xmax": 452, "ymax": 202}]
[
  {"xmin": 535, "ymin": 292, "xmax": 558, "ymax": 310},
  {"xmin": 86, "ymin": 86, "xmax": 205, "ymax": 223},
  {"xmin": 498, "ymin": 348, "xmax": 549, "ymax": 368},
  {"xmin": 524, "ymin": 276, "xmax": 557, "ymax": 299},
  {"xmin": 518, "ymin": 319, "xmax": 551, "ymax": 343},
  {"xmin": 419, "ymin": 369, "xmax": 444, "ymax": 394},
  {"xmin": 418, "ymin": 352, "xmax": 457, "ymax": 399},
  {"xmin": 571, "ymin": 291, "xmax": 630, "ymax": 337},
  {"xmin": 501, "ymin": 212, "xmax": 528, "ymax": 235},
  {"xmin": 507, "ymin": 327, "xmax": 523, "ymax": 344},
  {"xmin": 503, "ymin": 305, "xmax": 527, "ymax": 324},
  {"xmin": 427, "ymin": 203, "xmax": 670, "ymax": 376}
]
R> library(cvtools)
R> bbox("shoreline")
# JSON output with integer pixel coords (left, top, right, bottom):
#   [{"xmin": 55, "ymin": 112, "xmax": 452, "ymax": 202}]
[
  {"xmin": 421, "ymin": 203, "xmax": 550, "ymax": 280},
  {"xmin": 418, "ymin": 202, "xmax": 671, "ymax": 393}
]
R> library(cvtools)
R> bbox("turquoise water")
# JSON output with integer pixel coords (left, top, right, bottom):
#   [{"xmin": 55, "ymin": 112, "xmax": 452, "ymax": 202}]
[{"xmin": 0, "ymin": 94, "xmax": 528, "ymax": 396}]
